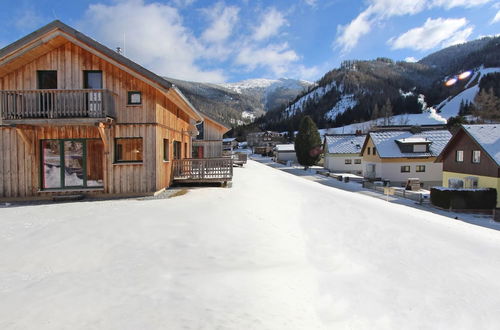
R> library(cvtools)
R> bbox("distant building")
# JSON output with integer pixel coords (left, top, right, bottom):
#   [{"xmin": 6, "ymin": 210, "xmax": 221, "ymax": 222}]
[
  {"xmin": 247, "ymin": 131, "xmax": 285, "ymax": 148},
  {"xmin": 275, "ymin": 144, "xmax": 297, "ymax": 163},
  {"xmin": 193, "ymin": 113, "xmax": 230, "ymax": 158},
  {"xmin": 360, "ymin": 126, "xmax": 452, "ymax": 188},
  {"xmin": 436, "ymin": 124, "xmax": 500, "ymax": 207},
  {"xmin": 323, "ymin": 134, "xmax": 366, "ymax": 174}
]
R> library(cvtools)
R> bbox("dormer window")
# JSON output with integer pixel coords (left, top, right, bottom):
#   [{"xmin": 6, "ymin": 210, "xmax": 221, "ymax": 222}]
[{"xmin": 395, "ymin": 137, "xmax": 431, "ymax": 153}]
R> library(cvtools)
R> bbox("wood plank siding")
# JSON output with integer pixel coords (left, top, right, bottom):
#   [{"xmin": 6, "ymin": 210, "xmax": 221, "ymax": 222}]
[{"xmin": 0, "ymin": 24, "xmax": 200, "ymax": 199}]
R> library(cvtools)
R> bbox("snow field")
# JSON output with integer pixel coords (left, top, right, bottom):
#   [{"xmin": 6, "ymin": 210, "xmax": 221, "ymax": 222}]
[{"xmin": 1, "ymin": 160, "xmax": 500, "ymax": 329}]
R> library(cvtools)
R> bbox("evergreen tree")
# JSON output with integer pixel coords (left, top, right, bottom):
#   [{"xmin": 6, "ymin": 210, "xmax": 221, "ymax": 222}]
[
  {"xmin": 381, "ymin": 99, "xmax": 393, "ymax": 125},
  {"xmin": 371, "ymin": 104, "xmax": 380, "ymax": 121},
  {"xmin": 294, "ymin": 116, "xmax": 322, "ymax": 170}
]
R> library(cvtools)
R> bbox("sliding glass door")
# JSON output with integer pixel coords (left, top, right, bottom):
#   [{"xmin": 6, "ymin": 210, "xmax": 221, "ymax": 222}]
[{"xmin": 41, "ymin": 139, "xmax": 104, "ymax": 189}]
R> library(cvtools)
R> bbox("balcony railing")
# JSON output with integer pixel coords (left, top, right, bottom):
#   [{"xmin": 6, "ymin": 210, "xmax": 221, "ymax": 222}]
[
  {"xmin": 0, "ymin": 89, "xmax": 116, "ymax": 121},
  {"xmin": 173, "ymin": 158, "xmax": 233, "ymax": 182}
]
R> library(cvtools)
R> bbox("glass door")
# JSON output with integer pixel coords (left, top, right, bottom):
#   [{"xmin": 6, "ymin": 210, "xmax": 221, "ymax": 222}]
[
  {"xmin": 41, "ymin": 139, "xmax": 104, "ymax": 189},
  {"xmin": 37, "ymin": 71, "xmax": 57, "ymax": 116},
  {"xmin": 84, "ymin": 71, "xmax": 103, "ymax": 117}
]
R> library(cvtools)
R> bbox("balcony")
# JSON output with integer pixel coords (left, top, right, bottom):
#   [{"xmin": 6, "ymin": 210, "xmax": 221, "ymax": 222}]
[
  {"xmin": 0, "ymin": 89, "xmax": 115, "ymax": 124},
  {"xmin": 173, "ymin": 158, "xmax": 233, "ymax": 184}
]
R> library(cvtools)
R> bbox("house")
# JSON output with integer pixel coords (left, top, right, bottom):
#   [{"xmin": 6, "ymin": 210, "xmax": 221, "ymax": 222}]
[
  {"xmin": 0, "ymin": 20, "xmax": 231, "ymax": 200},
  {"xmin": 192, "ymin": 113, "xmax": 230, "ymax": 158},
  {"xmin": 436, "ymin": 124, "xmax": 500, "ymax": 207},
  {"xmin": 247, "ymin": 131, "xmax": 285, "ymax": 148},
  {"xmin": 222, "ymin": 137, "xmax": 238, "ymax": 155},
  {"xmin": 360, "ymin": 126, "xmax": 452, "ymax": 188},
  {"xmin": 323, "ymin": 134, "xmax": 366, "ymax": 174},
  {"xmin": 275, "ymin": 144, "xmax": 297, "ymax": 163}
]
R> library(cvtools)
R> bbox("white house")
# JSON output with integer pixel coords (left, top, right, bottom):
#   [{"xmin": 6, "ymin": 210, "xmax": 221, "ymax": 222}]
[
  {"xmin": 275, "ymin": 144, "xmax": 297, "ymax": 163},
  {"xmin": 323, "ymin": 134, "xmax": 366, "ymax": 174},
  {"xmin": 360, "ymin": 126, "xmax": 452, "ymax": 188}
]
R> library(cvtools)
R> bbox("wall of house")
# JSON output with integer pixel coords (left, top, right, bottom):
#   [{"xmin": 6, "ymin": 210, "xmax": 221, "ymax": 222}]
[
  {"xmin": 276, "ymin": 151, "xmax": 297, "ymax": 163},
  {"xmin": 0, "ymin": 37, "xmax": 197, "ymax": 197},
  {"xmin": 442, "ymin": 130, "xmax": 499, "ymax": 178},
  {"xmin": 324, "ymin": 154, "xmax": 363, "ymax": 174},
  {"xmin": 192, "ymin": 140, "xmax": 223, "ymax": 158},
  {"xmin": 442, "ymin": 171, "xmax": 500, "ymax": 207}
]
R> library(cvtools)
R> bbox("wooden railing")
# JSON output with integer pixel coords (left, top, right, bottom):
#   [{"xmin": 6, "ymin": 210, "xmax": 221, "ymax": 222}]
[
  {"xmin": 0, "ymin": 89, "xmax": 116, "ymax": 120},
  {"xmin": 173, "ymin": 158, "xmax": 233, "ymax": 182}
]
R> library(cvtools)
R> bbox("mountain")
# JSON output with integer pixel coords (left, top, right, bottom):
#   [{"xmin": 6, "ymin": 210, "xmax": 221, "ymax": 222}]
[
  {"xmin": 163, "ymin": 77, "xmax": 312, "ymax": 127},
  {"xmin": 236, "ymin": 36, "xmax": 500, "ymax": 136}
]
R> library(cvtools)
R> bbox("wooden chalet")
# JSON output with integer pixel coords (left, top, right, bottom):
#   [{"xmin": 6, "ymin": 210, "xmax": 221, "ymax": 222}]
[
  {"xmin": 192, "ymin": 112, "xmax": 230, "ymax": 158},
  {"xmin": 0, "ymin": 20, "xmax": 231, "ymax": 200}
]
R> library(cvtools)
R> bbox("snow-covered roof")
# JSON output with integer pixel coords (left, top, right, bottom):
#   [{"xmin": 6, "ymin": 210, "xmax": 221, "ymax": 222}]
[
  {"xmin": 324, "ymin": 134, "xmax": 366, "ymax": 154},
  {"xmin": 275, "ymin": 144, "xmax": 295, "ymax": 152},
  {"xmin": 369, "ymin": 129, "xmax": 452, "ymax": 158},
  {"xmin": 463, "ymin": 124, "xmax": 500, "ymax": 165},
  {"xmin": 223, "ymin": 138, "xmax": 237, "ymax": 142}
]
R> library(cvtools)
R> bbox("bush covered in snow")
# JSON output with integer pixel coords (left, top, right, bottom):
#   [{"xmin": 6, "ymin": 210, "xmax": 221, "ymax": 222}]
[{"xmin": 430, "ymin": 187, "xmax": 497, "ymax": 209}]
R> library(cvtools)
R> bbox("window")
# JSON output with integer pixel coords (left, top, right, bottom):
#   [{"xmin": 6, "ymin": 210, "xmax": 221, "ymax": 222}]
[
  {"xmin": 367, "ymin": 147, "xmax": 371, "ymax": 155},
  {"xmin": 127, "ymin": 91, "xmax": 142, "ymax": 105},
  {"xmin": 173, "ymin": 141, "xmax": 181, "ymax": 160},
  {"xmin": 192, "ymin": 146, "xmax": 204, "ymax": 158},
  {"xmin": 345, "ymin": 159, "xmax": 352, "ymax": 165},
  {"xmin": 84, "ymin": 71, "xmax": 102, "ymax": 89},
  {"xmin": 354, "ymin": 159, "xmax": 361, "ymax": 164},
  {"xmin": 413, "ymin": 144, "xmax": 427, "ymax": 152},
  {"xmin": 196, "ymin": 122, "xmax": 204, "ymax": 140},
  {"xmin": 114, "ymin": 138, "xmax": 143, "ymax": 163},
  {"xmin": 372, "ymin": 147, "xmax": 377, "ymax": 155},
  {"xmin": 472, "ymin": 150, "xmax": 481, "ymax": 163},
  {"xmin": 400, "ymin": 165, "xmax": 410, "ymax": 173},
  {"xmin": 37, "ymin": 70, "xmax": 57, "ymax": 89},
  {"xmin": 163, "ymin": 139, "xmax": 169, "ymax": 161},
  {"xmin": 456, "ymin": 150, "xmax": 464, "ymax": 162},
  {"xmin": 416, "ymin": 165, "xmax": 426, "ymax": 172}
]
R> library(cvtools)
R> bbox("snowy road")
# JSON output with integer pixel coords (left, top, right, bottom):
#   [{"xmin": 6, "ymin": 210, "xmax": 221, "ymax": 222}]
[{"xmin": 1, "ymin": 160, "xmax": 500, "ymax": 329}]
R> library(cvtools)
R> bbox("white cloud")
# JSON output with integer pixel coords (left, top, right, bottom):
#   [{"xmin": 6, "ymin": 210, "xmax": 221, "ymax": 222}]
[
  {"xmin": 252, "ymin": 8, "xmax": 288, "ymax": 41},
  {"xmin": 405, "ymin": 56, "xmax": 418, "ymax": 62},
  {"xmin": 492, "ymin": 10, "xmax": 500, "ymax": 23},
  {"xmin": 388, "ymin": 17, "xmax": 473, "ymax": 51},
  {"xmin": 79, "ymin": 0, "xmax": 227, "ymax": 82},
  {"xmin": 336, "ymin": 0, "xmax": 491, "ymax": 52},
  {"xmin": 201, "ymin": 3, "xmax": 239, "ymax": 43},
  {"xmin": 304, "ymin": 0, "xmax": 318, "ymax": 6},
  {"xmin": 14, "ymin": 7, "xmax": 45, "ymax": 31},
  {"xmin": 170, "ymin": 0, "xmax": 196, "ymax": 7},
  {"xmin": 235, "ymin": 43, "xmax": 299, "ymax": 76}
]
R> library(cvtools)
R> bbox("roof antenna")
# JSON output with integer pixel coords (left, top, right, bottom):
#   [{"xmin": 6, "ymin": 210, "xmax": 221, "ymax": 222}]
[{"xmin": 116, "ymin": 47, "xmax": 122, "ymax": 54}]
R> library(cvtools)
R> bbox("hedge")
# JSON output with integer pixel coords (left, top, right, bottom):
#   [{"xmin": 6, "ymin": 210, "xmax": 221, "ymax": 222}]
[{"xmin": 430, "ymin": 187, "xmax": 497, "ymax": 209}]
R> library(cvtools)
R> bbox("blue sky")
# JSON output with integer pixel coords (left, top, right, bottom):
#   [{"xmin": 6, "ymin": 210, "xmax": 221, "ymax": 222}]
[{"xmin": 0, "ymin": 0, "xmax": 499, "ymax": 82}]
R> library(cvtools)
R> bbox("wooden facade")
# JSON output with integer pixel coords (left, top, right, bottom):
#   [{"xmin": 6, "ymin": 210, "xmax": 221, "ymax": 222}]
[
  {"xmin": 0, "ymin": 21, "xmax": 203, "ymax": 199},
  {"xmin": 192, "ymin": 114, "xmax": 230, "ymax": 158}
]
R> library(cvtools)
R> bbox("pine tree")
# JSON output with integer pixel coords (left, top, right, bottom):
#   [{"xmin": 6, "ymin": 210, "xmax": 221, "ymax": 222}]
[
  {"xmin": 474, "ymin": 88, "xmax": 500, "ymax": 123},
  {"xmin": 381, "ymin": 99, "xmax": 393, "ymax": 125},
  {"xmin": 294, "ymin": 116, "xmax": 322, "ymax": 170},
  {"xmin": 371, "ymin": 104, "xmax": 380, "ymax": 121}
]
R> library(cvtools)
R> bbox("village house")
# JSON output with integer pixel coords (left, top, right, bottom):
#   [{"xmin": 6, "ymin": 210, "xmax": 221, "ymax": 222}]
[
  {"xmin": 192, "ymin": 112, "xmax": 230, "ymax": 158},
  {"xmin": 360, "ymin": 126, "xmax": 452, "ymax": 188},
  {"xmin": 0, "ymin": 20, "xmax": 232, "ymax": 200},
  {"xmin": 275, "ymin": 144, "xmax": 297, "ymax": 164},
  {"xmin": 436, "ymin": 124, "xmax": 500, "ymax": 207},
  {"xmin": 323, "ymin": 134, "xmax": 366, "ymax": 175}
]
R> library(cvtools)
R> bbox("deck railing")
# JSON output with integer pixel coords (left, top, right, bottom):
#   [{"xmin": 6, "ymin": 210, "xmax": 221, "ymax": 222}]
[
  {"xmin": 173, "ymin": 158, "xmax": 233, "ymax": 182},
  {"xmin": 0, "ymin": 89, "xmax": 116, "ymax": 120}
]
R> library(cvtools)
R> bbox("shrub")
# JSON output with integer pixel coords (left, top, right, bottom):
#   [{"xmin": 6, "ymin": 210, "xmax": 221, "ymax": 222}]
[{"xmin": 430, "ymin": 187, "xmax": 497, "ymax": 209}]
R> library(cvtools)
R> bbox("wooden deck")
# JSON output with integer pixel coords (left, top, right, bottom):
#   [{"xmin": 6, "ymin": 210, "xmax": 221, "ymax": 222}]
[
  {"xmin": 0, "ymin": 89, "xmax": 115, "ymax": 122},
  {"xmin": 173, "ymin": 158, "xmax": 233, "ymax": 183}
]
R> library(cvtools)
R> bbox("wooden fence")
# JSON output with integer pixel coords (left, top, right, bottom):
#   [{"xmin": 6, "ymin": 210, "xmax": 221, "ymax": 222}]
[
  {"xmin": 0, "ymin": 89, "xmax": 115, "ymax": 120},
  {"xmin": 173, "ymin": 158, "xmax": 233, "ymax": 182}
]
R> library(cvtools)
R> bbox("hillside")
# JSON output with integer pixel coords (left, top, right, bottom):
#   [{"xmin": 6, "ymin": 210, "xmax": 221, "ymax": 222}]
[
  {"xmin": 164, "ymin": 77, "xmax": 312, "ymax": 127},
  {"xmin": 239, "ymin": 36, "xmax": 500, "ymax": 135}
]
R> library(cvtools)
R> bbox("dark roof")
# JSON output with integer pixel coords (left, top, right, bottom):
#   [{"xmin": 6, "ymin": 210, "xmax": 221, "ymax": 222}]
[{"xmin": 0, "ymin": 20, "xmax": 173, "ymax": 92}]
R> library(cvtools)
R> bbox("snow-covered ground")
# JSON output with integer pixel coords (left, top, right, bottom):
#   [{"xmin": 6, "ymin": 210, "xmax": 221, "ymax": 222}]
[{"xmin": 2, "ymin": 160, "xmax": 500, "ymax": 329}]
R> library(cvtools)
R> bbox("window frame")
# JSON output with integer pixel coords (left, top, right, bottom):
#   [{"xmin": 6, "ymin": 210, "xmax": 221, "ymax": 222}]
[
  {"xmin": 472, "ymin": 150, "xmax": 481, "ymax": 164},
  {"xmin": 367, "ymin": 147, "xmax": 371, "ymax": 155},
  {"xmin": 455, "ymin": 150, "xmax": 464, "ymax": 162},
  {"xmin": 354, "ymin": 159, "xmax": 361, "ymax": 164},
  {"xmin": 127, "ymin": 91, "xmax": 142, "ymax": 105},
  {"xmin": 173, "ymin": 141, "xmax": 182, "ymax": 160},
  {"xmin": 163, "ymin": 139, "xmax": 170, "ymax": 162},
  {"xmin": 345, "ymin": 159, "xmax": 352, "ymax": 165},
  {"xmin": 416, "ymin": 165, "xmax": 426, "ymax": 172},
  {"xmin": 114, "ymin": 137, "xmax": 143, "ymax": 164},
  {"xmin": 400, "ymin": 165, "xmax": 410, "ymax": 173}
]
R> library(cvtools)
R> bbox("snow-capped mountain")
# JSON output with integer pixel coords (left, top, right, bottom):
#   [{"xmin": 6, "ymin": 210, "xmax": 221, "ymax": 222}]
[
  {"xmin": 163, "ymin": 77, "xmax": 312, "ymax": 127},
  {"xmin": 249, "ymin": 35, "xmax": 500, "ymax": 134}
]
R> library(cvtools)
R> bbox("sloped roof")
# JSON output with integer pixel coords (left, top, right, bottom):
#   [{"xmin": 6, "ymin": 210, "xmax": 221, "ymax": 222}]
[
  {"xmin": 368, "ymin": 129, "xmax": 451, "ymax": 158},
  {"xmin": 276, "ymin": 144, "xmax": 295, "ymax": 152},
  {"xmin": 0, "ymin": 20, "xmax": 203, "ymax": 121},
  {"xmin": 324, "ymin": 134, "xmax": 366, "ymax": 154},
  {"xmin": 463, "ymin": 124, "xmax": 500, "ymax": 165}
]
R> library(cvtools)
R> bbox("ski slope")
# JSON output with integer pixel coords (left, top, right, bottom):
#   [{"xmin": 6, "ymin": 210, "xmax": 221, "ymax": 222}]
[{"xmin": 1, "ymin": 161, "xmax": 500, "ymax": 329}]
